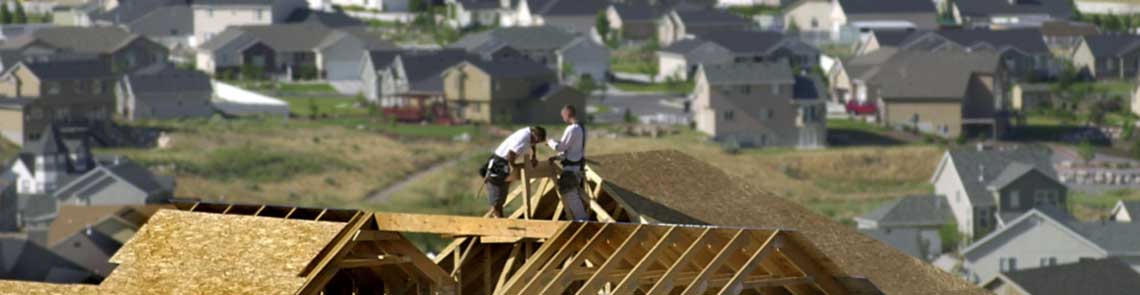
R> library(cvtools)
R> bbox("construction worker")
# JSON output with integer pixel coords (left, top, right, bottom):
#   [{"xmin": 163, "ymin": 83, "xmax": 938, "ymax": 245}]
[
  {"xmin": 546, "ymin": 105, "xmax": 590, "ymax": 221},
  {"xmin": 482, "ymin": 126, "xmax": 546, "ymax": 218}
]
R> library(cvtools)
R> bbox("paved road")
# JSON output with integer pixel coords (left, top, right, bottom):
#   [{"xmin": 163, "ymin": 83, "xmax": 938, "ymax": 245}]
[{"xmin": 590, "ymin": 92, "xmax": 690, "ymax": 124}]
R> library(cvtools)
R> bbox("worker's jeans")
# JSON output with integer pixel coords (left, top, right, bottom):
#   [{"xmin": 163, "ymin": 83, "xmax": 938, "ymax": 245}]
[{"xmin": 557, "ymin": 169, "xmax": 590, "ymax": 221}]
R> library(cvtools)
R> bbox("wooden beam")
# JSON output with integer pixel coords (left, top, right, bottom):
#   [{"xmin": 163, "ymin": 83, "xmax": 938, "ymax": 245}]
[
  {"xmin": 681, "ymin": 229, "xmax": 751, "ymax": 295},
  {"xmin": 612, "ymin": 227, "xmax": 680, "ymax": 294},
  {"xmin": 498, "ymin": 223, "xmax": 586, "ymax": 295},
  {"xmin": 538, "ymin": 223, "xmax": 615, "ymax": 294},
  {"xmin": 495, "ymin": 244, "xmax": 522, "ymax": 291},
  {"xmin": 645, "ymin": 228, "xmax": 716, "ymax": 295},
  {"xmin": 374, "ymin": 212, "xmax": 564, "ymax": 238},
  {"xmin": 576, "ymin": 224, "xmax": 648, "ymax": 295},
  {"xmin": 353, "ymin": 230, "xmax": 402, "ymax": 242},
  {"xmin": 779, "ymin": 244, "xmax": 848, "ymax": 295},
  {"xmin": 337, "ymin": 255, "xmax": 411, "ymax": 269},
  {"xmin": 480, "ymin": 236, "xmax": 525, "ymax": 244},
  {"xmin": 718, "ymin": 231, "xmax": 781, "ymax": 295}
]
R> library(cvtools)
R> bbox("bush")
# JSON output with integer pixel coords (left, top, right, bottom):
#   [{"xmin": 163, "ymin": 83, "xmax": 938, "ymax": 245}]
[
  {"xmin": 939, "ymin": 222, "xmax": 961, "ymax": 253},
  {"xmin": 294, "ymin": 65, "xmax": 319, "ymax": 80},
  {"xmin": 240, "ymin": 64, "xmax": 264, "ymax": 81}
]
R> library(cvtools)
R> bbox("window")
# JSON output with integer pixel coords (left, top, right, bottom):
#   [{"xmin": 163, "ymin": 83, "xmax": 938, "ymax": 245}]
[
  {"xmin": 207, "ymin": 8, "xmax": 214, "ymax": 17},
  {"xmin": 757, "ymin": 108, "xmax": 769, "ymax": 120},
  {"xmin": 1035, "ymin": 190, "xmax": 1059, "ymax": 207},
  {"xmin": 45, "ymin": 82, "xmax": 60, "ymax": 95},
  {"xmin": 811, "ymin": 18, "xmax": 819, "ymax": 29},
  {"xmin": 256, "ymin": 9, "xmax": 263, "ymax": 20},
  {"xmin": 1039, "ymin": 257, "xmax": 1057, "ymax": 267},
  {"xmin": 1009, "ymin": 190, "xmax": 1020, "ymax": 209},
  {"xmin": 723, "ymin": 111, "xmax": 734, "ymax": 121},
  {"xmin": 1000, "ymin": 257, "xmax": 1018, "ymax": 272},
  {"xmin": 771, "ymin": 84, "xmax": 779, "ymax": 95}
]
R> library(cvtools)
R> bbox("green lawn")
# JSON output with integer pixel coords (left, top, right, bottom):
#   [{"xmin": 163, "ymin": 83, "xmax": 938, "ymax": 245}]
[
  {"xmin": 280, "ymin": 97, "xmax": 367, "ymax": 117},
  {"xmin": 1070, "ymin": 189, "xmax": 1140, "ymax": 220},
  {"xmin": 610, "ymin": 81, "xmax": 694, "ymax": 94},
  {"xmin": 278, "ymin": 83, "xmax": 337, "ymax": 94}
]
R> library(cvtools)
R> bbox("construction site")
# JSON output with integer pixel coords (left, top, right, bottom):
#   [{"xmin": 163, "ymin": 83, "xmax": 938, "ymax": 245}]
[{"xmin": 0, "ymin": 150, "xmax": 986, "ymax": 294}]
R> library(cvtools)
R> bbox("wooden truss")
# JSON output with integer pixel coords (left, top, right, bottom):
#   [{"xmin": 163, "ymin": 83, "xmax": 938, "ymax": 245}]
[{"xmin": 433, "ymin": 167, "xmax": 856, "ymax": 295}]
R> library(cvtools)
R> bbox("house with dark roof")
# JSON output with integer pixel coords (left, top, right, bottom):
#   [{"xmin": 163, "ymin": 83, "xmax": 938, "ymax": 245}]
[
  {"xmin": 0, "ymin": 57, "xmax": 119, "ymax": 144},
  {"xmin": 361, "ymin": 49, "xmax": 480, "ymax": 122},
  {"xmin": 1110, "ymin": 200, "xmax": 1140, "ymax": 222},
  {"xmin": 984, "ymin": 258, "xmax": 1140, "ymax": 295},
  {"xmin": 853, "ymin": 29, "xmax": 920, "ymax": 55},
  {"xmin": 932, "ymin": 146, "xmax": 1065, "ymax": 241},
  {"xmin": 189, "ymin": 0, "xmax": 309, "ymax": 45},
  {"xmin": 897, "ymin": 29, "xmax": 1057, "ymax": 80},
  {"xmin": 657, "ymin": 30, "xmax": 818, "ymax": 80},
  {"xmin": 444, "ymin": 0, "xmax": 547, "ymax": 28},
  {"xmin": 669, "ymin": 9, "xmax": 752, "ymax": 39},
  {"xmin": 868, "ymin": 49, "xmax": 1007, "ymax": 138},
  {"xmin": 0, "ymin": 235, "xmax": 93, "ymax": 284},
  {"xmin": 524, "ymin": 0, "xmax": 611, "ymax": 34},
  {"xmin": 116, "ymin": 63, "xmax": 214, "ymax": 121},
  {"xmin": 449, "ymin": 26, "xmax": 610, "ymax": 82},
  {"xmin": 785, "ymin": 0, "xmax": 937, "ymax": 43},
  {"xmin": 196, "ymin": 22, "xmax": 396, "ymax": 81},
  {"xmin": 951, "ymin": 0, "xmax": 1074, "ymax": 29},
  {"xmin": 960, "ymin": 208, "xmax": 1140, "ymax": 284},
  {"xmin": 604, "ymin": 0, "xmax": 686, "ymax": 44},
  {"xmin": 442, "ymin": 58, "xmax": 584, "ymax": 124},
  {"xmin": 856, "ymin": 194, "xmax": 953, "ymax": 261},
  {"xmin": 1039, "ymin": 20, "xmax": 1098, "ymax": 52},
  {"xmin": 1071, "ymin": 34, "xmax": 1140, "ymax": 80},
  {"xmin": 692, "ymin": 61, "xmax": 826, "ymax": 148},
  {"xmin": 46, "ymin": 205, "xmax": 163, "ymax": 280},
  {"xmin": 0, "ymin": 26, "xmax": 169, "ymax": 73}
]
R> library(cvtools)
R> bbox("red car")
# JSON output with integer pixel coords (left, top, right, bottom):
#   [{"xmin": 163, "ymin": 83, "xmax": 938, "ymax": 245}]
[{"xmin": 845, "ymin": 100, "xmax": 878, "ymax": 115}]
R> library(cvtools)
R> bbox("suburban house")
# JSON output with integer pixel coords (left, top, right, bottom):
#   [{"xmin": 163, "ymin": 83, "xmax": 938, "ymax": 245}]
[
  {"xmin": 692, "ymin": 61, "xmax": 827, "ymax": 148},
  {"xmin": 828, "ymin": 46, "xmax": 895, "ymax": 107},
  {"xmin": 361, "ymin": 49, "xmax": 478, "ymax": 122},
  {"xmin": 1071, "ymin": 34, "xmax": 1140, "ymax": 80},
  {"xmin": 959, "ymin": 208, "xmax": 1140, "ymax": 284},
  {"xmin": 1039, "ymin": 20, "xmax": 1098, "ymax": 53},
  {"xmin": 445, "ymin": 0, "xmax": 541, "ymax": 28},
  {"xmin": 449, "ymin": 26, "xmax": 611, "ymax": 82},
  {"xmin": 0, "ymin": 26, "xmax": 170, "ymax": 73},
  {"xmin": 189, "ymin": 0, "xmax": 309, "ymax": 46},
  {"xmin": 855, "ymin": 195, "xmax": 954, "ymax": 261},
  {"xmin": 984, "ymin": 258, "xmax": 1140, "ymax": 295},
  {"xmin": 669, "ymin": 9, "xmax": 752, "ymax": 39},
  {"xmin": 0, "ymin": 236, "xmax": 93, "ymax": 283},
  {"xmin": 657, "ymin": 31, "xmax": 819, "ymax": 80},
  {"xmin": 605, "ymin": 0, "xmax": 684, "ymax": 44},
  {"xmin": 5, "ymin": 125, "xmax": 173, "ymax": 246},
  {"xmin": 896, "ymin": 29, "xmax": 1056, "ymax": 80},
  {"xmin": 0, "ymin": 58, "xmax": 119, "ymax": 144},
  {"xmin": 442, "ymin": 58, "xmax": 585, "ymax": 124},
  {"xmin": 46, "ymin": 205, "xmax": 162, "ymax": 280},
  {"xmin": 1110, "ymin": 200, "xmax": 1140, "ymax": 222},
  {"xmin": 116, "ymin": 64, "xmax": 215, "ymax": 121},
  {"xmin": 870, "ymin": 50, "xmax": 1007, "ymax": 138},
  {"xmin": 931, "ymin": 146, "xmax": 1064, "ymax": 240},
  {"xmin": 317, "ymin": 0, "xmax": 412, "ymax": 12},
  {"xmin": 784, "ymin": 0, "xmax": 938, "ymax": 42},
  {"xmin": 853, "ymin": 29, "xmax": 919, "ymax": 56},
  {"xmin": 1010, "ymin": 83, "xmax": 1052, "ymax": 112},
  {"xmin": 950, "ymin": 0, "xmax": 1074, "ymax": 28},
  {"xmin": 195, "ymin": 22, "xmax": 396, "ymax": 81},
  {"xmin": 102, "ymin": 5, "xmax": 196, "ymax": 58}
]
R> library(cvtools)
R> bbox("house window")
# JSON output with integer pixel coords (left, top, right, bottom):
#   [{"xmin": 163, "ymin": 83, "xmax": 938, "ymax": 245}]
[
  {"xmin": 723, "ymin": 111, "xmax": 734, "ymax": 121},
  {"xmin": 207, "ymin": 8, "xmax": 214, "ymax": 17},
  {"xmin": 1039, "ymin": 257, "xmax": 1057, "ymax": 267},
  {"xmin": 1034, "ymin": 190, "xmax": 1059, "ymax": 207},
  {"xmin": 256, "ymin": 9, "xmax": 263, "ymax": 20},
  {"xmin": 1000, "ymin": 257, "xmax": 1018, "ymax": 272},
  {"xmin": 771, "ymin": 84, "xmax": 779, "ymax": 95},
  {"xmin": 811, "ymin": 18, "xmax": 819, "ymax": 29},
  {"xmin": 757, "ymin": 108, "xmax": 769, "ymax": 120},
  {"xmin": 45, "ymin": 82, "xmax": 60, "ymax": 95},
  {"xmin": 1009, "ymin": 190, "xmax": 1020, "ymax": 209}
]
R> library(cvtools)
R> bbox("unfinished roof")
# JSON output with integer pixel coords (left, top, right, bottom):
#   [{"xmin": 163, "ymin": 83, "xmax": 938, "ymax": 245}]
[{"xmin": 586, "ymin": 150, "xmax": 986, "ymax": 295}]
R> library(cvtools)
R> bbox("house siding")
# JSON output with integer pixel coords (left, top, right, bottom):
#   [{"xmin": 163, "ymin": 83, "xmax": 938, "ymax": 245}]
[
  {"xmin": 560, "ymin": 38, "xmax": 610, "ymax": 82},
  {"xmin": 1070, "ymin": 39, "xmax": 1096, "ymax": 77},
  {"xmin": 881, "ymin": 99, "xmax": 963, "ymax": 138},
  {"xmin": 934, "ymin": 155, "xmax": 977, "ymax": 237},
  {"xmin": 693, "ymin": 69, "xmax": 825, "ymax": 148},
  {"xmin": 995, "ymin": 170, "xmax": 1067, "ymax": 217},
  {"xmin": 785, "ymin": 1, "xmax": 833, "ymax": 32},
  {"xmin": 963, "ymin": 215, "xmax": 1105, "ymax": 284}
]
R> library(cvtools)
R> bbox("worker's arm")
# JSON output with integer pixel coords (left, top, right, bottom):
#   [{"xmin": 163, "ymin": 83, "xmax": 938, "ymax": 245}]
[
  {"xmin": 547, "ymin": 127, "xmax": 576, "ymax": 153},
  {"xmin": 506, "ymin": 151, "xmax": 518, "ymax": 165}
]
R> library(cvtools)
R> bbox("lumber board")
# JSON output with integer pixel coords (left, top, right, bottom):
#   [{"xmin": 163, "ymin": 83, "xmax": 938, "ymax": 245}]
[
  {"xmin": 576, "ymin": 224, "xmax": 648, "ymax": 295},
  {"xmin": 353, "ymin": 230, "xmax": 402, "ymax": 242},
  {"xmin": 645, "ymin": 228, "xmax": 715, "ymax": 295},
  {"xmin": 337, "ymin": 255, "xmax": 411, "ymax": 269},
  {"xmin": 374, "ymin": 213, "xmax": 564, "ymax": 238},
  {"xmin": 779, "ymin": 244, "xmax": 848, "ymax": 295},
  {"xmin": 681, "ymin": 229, "xmax": 751, "ymax": 295},
  {"xmin": 612, "ymin": 227, "xmax": 680, "ymax": 294},
  {"xmin": 538, "ymin": 223, "xmax": 615, "ymax": 294},
  {"xmin": 718, "ymin": 231, "xmax": 781, "ymax": 295}
]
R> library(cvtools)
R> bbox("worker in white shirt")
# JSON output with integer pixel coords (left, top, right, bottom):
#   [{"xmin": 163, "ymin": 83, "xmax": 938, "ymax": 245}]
[
  {"xmin": 481, "ymin": 126, "xmax": 546, "ymax": 218},
  {"xmin": 546, "ymin": 105, "xmax": 590, "ymax": 221}
]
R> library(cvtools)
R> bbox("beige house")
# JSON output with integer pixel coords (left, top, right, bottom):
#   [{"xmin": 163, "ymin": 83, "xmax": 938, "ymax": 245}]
[
  {"xmin": 190, "ymin": 0, "xmax": 308, "ymax": 47},
  {"xmin": 1072, "ymin": 35, "xmax": 1140, "ymax": 80},
  {"xmin": 693, "ymin": 61, "xmax": 827, "ymax": 149},
  {"xmin": 443, "ymin": 59, "xmax": 584, "ymax": 124},
  {"xmin": 783, "ymin": 0, "xmax": 834, "ymax": 33},
  {"xmin": 0, "ymin": 58, "xmax": 118, "ymax": 144},
  {"xmin": 1011, "ymin": 83, "xmax": 1052, "ymax": 112},
  {"xmin": 871, "ymin": 50, "xmax": 1006, "ymax": 138}
]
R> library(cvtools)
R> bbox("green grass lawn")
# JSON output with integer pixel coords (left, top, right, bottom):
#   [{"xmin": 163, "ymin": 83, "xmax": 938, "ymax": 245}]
[
  {"xmin": 278, "ymin": 83, "xmax": 337, "ymax": 94},
  {"xmin": 610, "ymin": 81, "xmax": 694, "ymax": 94},
  {"xmin": 280, "ymin": 97, "xmax": 367, "ymax": 117}
]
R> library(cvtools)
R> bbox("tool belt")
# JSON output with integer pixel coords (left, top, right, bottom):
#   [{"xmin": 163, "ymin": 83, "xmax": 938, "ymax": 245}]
[
  {"xmin": 560, "ymin": 157, "xmax": 586, "ymax": 168},
  {"xmin": 480, "ymin": 155, "xmax": 511, "ymax": 185}
]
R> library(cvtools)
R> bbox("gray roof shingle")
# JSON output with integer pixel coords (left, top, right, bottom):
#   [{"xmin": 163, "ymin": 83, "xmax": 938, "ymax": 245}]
[
  {"xmin": 701, "ymin": 61, "xmax": 793, "ymax": 84},
  {"xmin": 528, "ymin": 0, "xmax": 609, "ymax": 16},
  {"xmin": 18, "ymin": 58, "xmax": 114, "ymax": 81},
  {"xmin": 0, "ymin": 27, "xmax": 138, "ymax": 54},
  {"xmin": 955, "ymin": 0, "xmax": 1074, "ymax": 19},
  {"xmin": 450, "ymin": 26, "xmax": 578, "ymax": 52},
  {"xmin": 996, "ymin": 258, "xmax": 1140, "ymax": 295},
  {"xmin": 838, "ymin": 0, "xmax": 936, "ymax": 14},
  {"xmin": 674, "ymin": 9, "xmax": 751, "ymax": 26},
  {"xmin": 908, "ymin": 29, "xmax": 1051, "ymax": 54},
  {"xmin": 871, "ymin": 49, "xmax": 999, "ymax": 100},
  {"xmin": 946, "ymin": 147, "xmax": 1056, "ymax": 207},
  {"xmin": 122, "ymin": 6, "xmax": 194, "ymax": 37},
  {"xmin": 126, "ymin": 64, "xmax": 211, "ymax": 93},
  {"xmin": 1084, "ymin": 34, "xmax": 1140, "ymax": 57},
  {"xmin": 858, "ymin": 195, "xmax": 953, "ymax": 227}
]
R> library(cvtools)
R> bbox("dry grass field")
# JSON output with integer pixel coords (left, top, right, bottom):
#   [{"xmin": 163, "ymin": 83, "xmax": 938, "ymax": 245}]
[{"xmin": 100, "ymin": 119, "xmax": 480, "ymax": 206}]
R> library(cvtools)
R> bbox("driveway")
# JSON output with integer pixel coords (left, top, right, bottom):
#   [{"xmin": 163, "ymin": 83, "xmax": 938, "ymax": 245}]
[{"xmin": 329, "ymin": 80, "xmax": 364, "ymax": 96}]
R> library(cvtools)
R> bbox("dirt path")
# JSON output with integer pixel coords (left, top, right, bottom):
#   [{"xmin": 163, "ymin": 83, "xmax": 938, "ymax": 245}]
[{"xmin": 365, "ymin": 151, "xmax": 479, "ymax": 204}]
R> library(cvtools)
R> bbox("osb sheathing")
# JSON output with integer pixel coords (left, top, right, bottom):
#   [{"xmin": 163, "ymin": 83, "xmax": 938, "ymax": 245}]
[{"xmin": 0, "ymin": 210, "xmax": 347, "ymax": 295}]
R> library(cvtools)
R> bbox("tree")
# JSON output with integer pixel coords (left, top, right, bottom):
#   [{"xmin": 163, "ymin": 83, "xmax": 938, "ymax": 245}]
[
  {"xmin": 1078, "ymin": 140, "xmax": 1096, "ymax": 164},
  {"xmin": 307, "ymin": 98, "xmax": 320, "ymax": 119},
  {"xmin": 240, "ymin": 64, "xmax": 263, "ymax": 81},
  {"xmin": 786, "ymin": 19, "xmax": 800, "ymax": 33},
  {"xmin": 1, "ymin": 2, "xmax": 12, "ymax": 25},
  {"xmin": 595, "ymin": 11, "xmax": 610, "ymax": 40},
  {"xmin": 576, "ymin": 75, "xmax": 598, "ymax": 94},
  {"xmin": 1088, "ymin": 99, "xmax": 1107, "ymax": 125},
  {"xmin": 410, "ymin": 0, "xmax": 427, "ymax": 13},
  {"xmin": 12, "ymin": 1, "xmax": 25, "ymax": 24},
  {"xmin": 623, "ymin": 108, "xmax": 636, "ymax": 123}
]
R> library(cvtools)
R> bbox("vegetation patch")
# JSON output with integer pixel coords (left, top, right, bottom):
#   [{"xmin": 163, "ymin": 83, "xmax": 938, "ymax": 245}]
[{"xmin": 178, "ymin": 145, "xmax": 348, "ymax": 182}]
